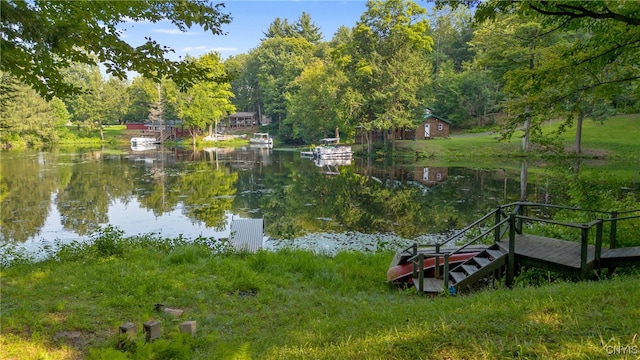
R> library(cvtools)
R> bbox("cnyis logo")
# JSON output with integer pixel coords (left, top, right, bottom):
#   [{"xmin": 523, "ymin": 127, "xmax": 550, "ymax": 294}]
[{"xmin": 603, "ymin": 345, "xmax": 638, "ymax": 355}]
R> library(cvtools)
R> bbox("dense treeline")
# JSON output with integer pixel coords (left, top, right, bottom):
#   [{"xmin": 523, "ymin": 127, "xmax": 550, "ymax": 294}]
[{"xmin": 1, "ymin": 0, "xmax": 638, "ymax": 150}]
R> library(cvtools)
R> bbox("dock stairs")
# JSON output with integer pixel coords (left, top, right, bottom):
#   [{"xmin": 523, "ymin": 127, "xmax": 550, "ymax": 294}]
[
  {"xmin": 398, "ymin": 202, "xmax": 640, "ymax": 296},
  {"xmin": 413, "ymin": 244, "xmax": 507, "ymax": 294}
]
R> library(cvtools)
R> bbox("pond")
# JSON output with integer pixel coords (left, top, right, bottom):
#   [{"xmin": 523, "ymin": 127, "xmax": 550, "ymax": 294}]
[{"xmin": 1, "ymin": 144, "xmax": 638, "ymax": 258}]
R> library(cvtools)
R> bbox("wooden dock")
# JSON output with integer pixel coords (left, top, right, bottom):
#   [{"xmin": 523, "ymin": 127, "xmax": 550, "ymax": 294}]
[
  {"xmin": 229, "ymin": 218, "xmax": 264, "ymax": 253},
  {"xmin": 498, "ymin": 234, "xmax": 596, "ymax": 269},
  {"xmin": 497, "ymin": 234, "xmax": 640, "ymax": 274},
  {"xmin": 396, "ymin": 202, "xmax": 640, "ymax": 295}
]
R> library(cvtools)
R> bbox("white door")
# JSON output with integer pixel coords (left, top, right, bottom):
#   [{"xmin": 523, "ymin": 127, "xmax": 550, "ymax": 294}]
[
  {"xmin": 424, "ymin": 123, "xmax": 430, "ymax": 138},
  {"xmin": 423, "ymin": 167, "xmax": 429, "ymax": 181}
]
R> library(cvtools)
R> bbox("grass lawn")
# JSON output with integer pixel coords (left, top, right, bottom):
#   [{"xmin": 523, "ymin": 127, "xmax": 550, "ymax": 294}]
[
  {"xmin": 1, "ymin": 233, "xmax": 639, "ymax": 359},
  {"xmin": 395, "ymin": 113, "xmax": 640, "ymax": 161}
]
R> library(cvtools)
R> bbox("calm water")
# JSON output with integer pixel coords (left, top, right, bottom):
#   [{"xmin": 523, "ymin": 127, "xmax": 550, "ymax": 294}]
[{"xmin": 1, "ymin": 144, "xmax": 638, "ymax": 256}]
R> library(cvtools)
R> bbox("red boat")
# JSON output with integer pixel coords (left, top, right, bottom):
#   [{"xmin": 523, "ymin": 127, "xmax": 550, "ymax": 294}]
[{"xmin": 387, "ymin": 246, "xmax": 484, "ymax": 284}]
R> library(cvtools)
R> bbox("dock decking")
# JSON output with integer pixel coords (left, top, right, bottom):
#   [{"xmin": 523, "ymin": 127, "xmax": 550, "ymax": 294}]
[{"xmin": 498, "ymin": 234, "xmax": 597, "ymax": 269}]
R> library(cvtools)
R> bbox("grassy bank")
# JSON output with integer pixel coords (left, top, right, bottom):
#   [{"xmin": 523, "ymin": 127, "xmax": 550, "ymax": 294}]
[
  {"xmin": 394, "ymin": 114, "xmax": 640, "ymax": 161},
  {"xmin": 1, "ymin": 231, "xmax": 638, "ymax": 359}
]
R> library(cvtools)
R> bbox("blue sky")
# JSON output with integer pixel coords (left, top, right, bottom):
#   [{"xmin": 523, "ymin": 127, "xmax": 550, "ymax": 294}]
[{"xmin": 118, "ymin": 0, "xmax": 373, "ymax": 60}]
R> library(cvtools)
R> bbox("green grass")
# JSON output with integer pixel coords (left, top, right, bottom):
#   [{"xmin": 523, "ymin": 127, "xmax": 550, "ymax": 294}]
[
  {"xmin": 58, "ymin": 125, "xmax": 127, "ymax": 144},
  {"xmin": 1, "ymin": 231, "xmax": 639, "ymax": 359},
  {"xmin": 396, "ymin": 114, "xmax": 640, "ymax": 161}
]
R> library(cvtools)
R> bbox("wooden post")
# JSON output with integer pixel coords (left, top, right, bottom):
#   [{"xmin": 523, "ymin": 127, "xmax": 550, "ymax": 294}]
[
  {"xmin": 516, "ymin": 204, "xmax": 524, "ymax": 234},
  {"xmin": 118, "ymin": 322, "xmax": 137, "ymax": 349},
  {"xmin": 580, "ymin": 225, "xmax": 589, "ymax": 278},
  {"xmin": 443, "ymin": 253, "xmax": 450, "ymax": 291},
  {"xmin": 144, "ymin": 320, "xmax": 161, "ymax": 342},
  {"xmin": 506, "ymin": 214, "xmax": 516, "ymax": 288},
  {"xmin": 434, "ymin": 255, "xmax": 440, "ymax": 279},
  {"xmin": 595, "ymin": 220, "xmax": 603, "ymax": 268},
  {"xmin": 494, "ymin": 206, "xmax": 501, "ymax": 244},
  {"xmin": 609, "ymin": 211, "xmax": 618, "ymax": 249},
  {"xmin": 417, "ymin": 254, "xmax": 424, "ymax": 293}
]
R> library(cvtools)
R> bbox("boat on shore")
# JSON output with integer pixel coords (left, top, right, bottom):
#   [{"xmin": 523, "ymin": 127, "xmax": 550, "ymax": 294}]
[
  {"xmin": 130, "ymin": 137, "xmax": 159, "ymax": 146},
  {"xmin": 313, "ymin": 138, "xmax": 352, "ymax": 159},
  {"xmin": 387, "ymin": 245, "xmax": 488, "ymax": 284},
  {"xmin": 248, "ymin": 132, "xmax": 273, "ymax": 146}
]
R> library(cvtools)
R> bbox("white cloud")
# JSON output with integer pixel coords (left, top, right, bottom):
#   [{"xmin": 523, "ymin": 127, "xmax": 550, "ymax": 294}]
[
  {"xmin": 153, "ymin": 29, "xmax": 200, "ymax": 35},
  {"xmin": 182, "ymin": 46, "xmax": 237, "ymax": 53}
]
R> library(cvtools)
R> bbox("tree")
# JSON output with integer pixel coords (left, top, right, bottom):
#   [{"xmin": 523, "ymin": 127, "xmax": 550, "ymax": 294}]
[
  {"xmin": 437, "ymin": 0, "xmax": 640, "ymax": 149},
  {"xmin": 340, "ymin": 0, "xmax": 433, "ymax": 152},
  {"xmin": 226, "ymin": 53, "xmax": 263, "ymax": 115},
  {"xmin": 1, "ymin": 0, "xmax": 231, "ymax": 100},
  {"xmin": 0, "ymin": 73, "xmax": 68, "ymax": 146},
  {"xmin": 177, "ymin": 53, "xmax": 235, "ymax": 146},
  {"xmin": 294, "ymin": 12, "xmax": 323, "ymax": 44},
  {"xmin": 254, "ymin": 37, "xmax": 316, "ymax": 141},
  {"xmin": 470, "ymin": 14, "xmax": 565, "ymax": 151},
  {"xmin": 286, "ymin": 59, "xmax": 350, "ymax": 143},
  {"xmin": 262, "ymin": 18, "xmax": 295, "ymax": 40}
]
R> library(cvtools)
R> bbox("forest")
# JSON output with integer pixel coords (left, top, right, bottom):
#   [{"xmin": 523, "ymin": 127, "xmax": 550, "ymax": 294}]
[{"xmin": 1, "ymin": 0, "xmax": 638, "ymax": 150}]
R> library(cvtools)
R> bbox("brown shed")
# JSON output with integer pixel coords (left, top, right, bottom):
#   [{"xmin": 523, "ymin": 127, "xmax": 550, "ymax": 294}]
[{"xmin": 415, "ymin": 109, "xmax": 451, "ymax": 139}]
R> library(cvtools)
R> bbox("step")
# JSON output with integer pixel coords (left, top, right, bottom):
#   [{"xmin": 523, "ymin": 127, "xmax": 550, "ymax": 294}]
[
  {"xmin": 474, "ymin": 256, "xmax": 491, "ymax": 267},
  {"xmin": 413, "ymin": 277, "xmax": 444, "ymax": 293},
  {"xmin": 462, "ymin": 264, "xmax": 479, "ymax": 275},
  {"xmin": 486, "ymin": 249, "xmax": 505, "ymax": 260},
  {"xmin": 450, "ymin": 270, "xmax": 467, "ymax": 284}
]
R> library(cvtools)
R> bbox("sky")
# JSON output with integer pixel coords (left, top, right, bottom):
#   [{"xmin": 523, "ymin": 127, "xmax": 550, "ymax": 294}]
[{"xmin": 117, "ymin": 0, "xmax": 373, "ymax": 61}]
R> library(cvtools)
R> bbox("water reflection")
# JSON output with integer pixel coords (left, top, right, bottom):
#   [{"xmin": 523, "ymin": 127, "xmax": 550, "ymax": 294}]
[{"xmin": 1, "ymin": 146, "xmax": 637, "ymax": 249}]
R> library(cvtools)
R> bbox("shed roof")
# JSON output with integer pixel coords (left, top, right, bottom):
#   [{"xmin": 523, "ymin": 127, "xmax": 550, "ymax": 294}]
[{"xmin": 424, "ymin": 113, "xmax": 452, "ymax": 124}]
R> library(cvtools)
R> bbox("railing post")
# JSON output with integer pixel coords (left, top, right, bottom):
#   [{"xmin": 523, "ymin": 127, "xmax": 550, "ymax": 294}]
[
  {"xmin": 494, "ymin": 206, "xmax": 501, "ymax": 244},
  {"xmin": 417, "ymin": 254, "xmax": 424, "ymax": 293},
  {"xmin": 443, "ymin": 253, "xmax": 450, "ymax": 292},
  {"xmin": 595, "ymin": 220, "xmax": 603, "ymax": 269},
  {"xmin": 514, "ymin": 203, "xmax": 524, "ymax": 234},
  {"xmin": 580, "ymin": 225, "xmax": 589, "ymax": 278},
  {"xmin": 434, "ymin": 243, "xmax": 440, "ymax": 279},
  {"xmin": 609, "ymin": 211, "xmax": 618, "ymax": 249},
  {"xmin": 506, "ymin": 214, "xmax": 516, "ymax": 288}
]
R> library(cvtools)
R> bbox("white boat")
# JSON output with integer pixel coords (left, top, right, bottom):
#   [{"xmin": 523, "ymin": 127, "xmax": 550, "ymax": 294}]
[
  {"xmin": 130, "ymin": 137, "xmax": 159, "ymax": 146},
  {"xmin": 248, "ymin": 132, "xmax": 273, "ymax": 146},
  {"xmin": 131, "ymin": 143, "xmax": 158, "ymax": 151},
  {"xmin": 313, "ymin": 138, "xmax": 352, "ymax": 159}
]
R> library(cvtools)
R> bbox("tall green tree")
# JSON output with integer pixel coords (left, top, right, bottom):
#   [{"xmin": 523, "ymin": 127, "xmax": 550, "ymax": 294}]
[
  {"xmin": 0, "ymin": 74, "xmax": 67, "ymax": 146},
  {"xmin": 340, "ymin": 0, "xmax": 433, "ymax": 151},
  {"xmin": 470, "ymin": 14, "xmax": 563, "ymax": 151},
  {"xmin": 177, "ymin": 53, "xmax": 235, "ymax": 146},
  {"xmin": 439, "ymin": 0, "xmax": 640, "ymax": 150},
  {"xmin": 226, "ymin": 53, "xmax": 263, "ymax": 115},
  {"xmin": 1, "ymin": 0, "xmax": 231, "ymax": 99},
  {"xmin": 286, "ymin": 59, "xmax": 351, "ymax": 143},
  {"xmin": 294, "ymin": 12, "xmax": 323, "ymax": 44},
  {"xmin": 254, "ymin": 37, "xmax": 316, "ymax": 141}
]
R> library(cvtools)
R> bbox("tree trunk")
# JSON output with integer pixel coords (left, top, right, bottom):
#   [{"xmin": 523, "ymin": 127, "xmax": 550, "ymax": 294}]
[
  {"xmin": 520, "ymin": 160, "xmax": 528, "ymax": 201},
  {"xmin": 99, "ymin": 122, "xmax": 104, "ymax": 141},
  {"xmin": 522, "ymin": 110, "xmax": 531, "ymax": 152},
  {"xmin": 575, "ymin": 108, "xmax": 584, "ymax": 155}
]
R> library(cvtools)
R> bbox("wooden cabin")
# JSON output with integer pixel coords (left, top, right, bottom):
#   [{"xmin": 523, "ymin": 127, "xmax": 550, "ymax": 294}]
[
  {"xmin": 414, "ymin": 109, "xmax": 451, "ymax": 139},
  {"xmin": 227, "ymin": 112, "xmax": 258, "ymax": 128}
]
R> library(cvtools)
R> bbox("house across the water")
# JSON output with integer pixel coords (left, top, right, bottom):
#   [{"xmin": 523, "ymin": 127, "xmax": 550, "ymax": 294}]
[
  {"xmin": 226, "ymin": 112, "xmax": 272, "ymax": 128},
  {"xmin": 355, "ymin": 108, "xmax": 451, "ymax": 144},
  {"xmin": 125, "ymin": 120, "xmax": 186, "ymax": 140}
]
